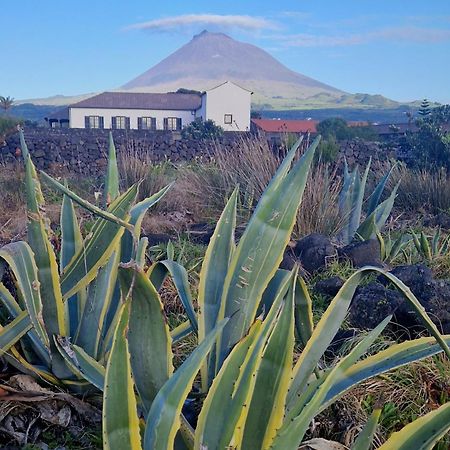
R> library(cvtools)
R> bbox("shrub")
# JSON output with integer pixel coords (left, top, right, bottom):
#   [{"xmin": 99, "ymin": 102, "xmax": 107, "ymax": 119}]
[
  {"xmin": 407, "ymin": 104, "xmax": 450, "ymax": 170},
  {"xmin": 181, "ymin": 118, "xmax": 224, "ymax": 140}
]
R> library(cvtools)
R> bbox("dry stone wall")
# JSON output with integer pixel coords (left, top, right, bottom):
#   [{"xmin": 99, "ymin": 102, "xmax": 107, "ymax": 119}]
[
  {"xmin": 0, "ymin": 128, "xmax": 244, "ymax": 176},
  {"xmin": 1, "ymin": 128, "xmax": 398, "ymax": 178}
]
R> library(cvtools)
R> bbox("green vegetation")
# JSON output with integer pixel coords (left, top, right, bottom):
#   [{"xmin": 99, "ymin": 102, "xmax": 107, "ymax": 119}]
[
  {"xmin": 0, "ymin": 131, "xmax": 170, "ymax": 388},
  {"xmin": 407, "ymin": 105, "xmax": 450, "ymax": 170},
  {"xmin": 0, "ymin": 132, "xmax": 450, "ymax": 449},
  {"xmin": 338, "ymin": 159, "xmax": 397, "ymax": 244},
  {"xmin": 0, "ymin": 95, "xmax": 14, "ymax": 112},
  {"xmin": 181, "ymin": 118, "xmax": 224, "ymax": 140}
]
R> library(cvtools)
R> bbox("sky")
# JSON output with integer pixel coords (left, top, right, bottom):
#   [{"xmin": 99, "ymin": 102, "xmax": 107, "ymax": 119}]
[{"xmin": 2, "ymin": 0, "xmax": 450, "ymax": 103}]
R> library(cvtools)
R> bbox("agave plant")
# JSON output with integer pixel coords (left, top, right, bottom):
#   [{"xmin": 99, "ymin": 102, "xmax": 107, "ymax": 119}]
[
  {"xmin": 338, "ymin": 159, "xmax": 398, "ymax": 244},
  {"xmin": 411, "ymin": 228, "xmax": 450, "ymax": 262},
  {"xmin": 96, "ymin": 138, "xmax": 449, "ymax": 449},
  {"xmin": 103, "ymin": 261, "xmax": 450, "ymax": 450},
  {"xmin": 0, "ymin": 130, "xmax": 172, "ymax": 387}
]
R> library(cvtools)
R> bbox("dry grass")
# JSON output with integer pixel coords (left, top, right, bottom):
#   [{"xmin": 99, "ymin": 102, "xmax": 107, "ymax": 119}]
[
  {"xmin": 295, "ymin": 163, "xmax": 343, "ymax": 238},
  {"xmin": 393, "ymin": 165, "xmax": 450, "ymax": 215},
  {"xmin": 118, "ymin": 146, "xmax": 177, "ymax": 205}
]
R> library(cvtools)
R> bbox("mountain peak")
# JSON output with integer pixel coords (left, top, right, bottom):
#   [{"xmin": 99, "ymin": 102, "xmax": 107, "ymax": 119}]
[
  {"xmin": 193, "ymin": 30, "xmax": 232, "ymax": 40},
  {"xmin": 122, "ymin": 32, "xmax": 343, "ymax": 104}
]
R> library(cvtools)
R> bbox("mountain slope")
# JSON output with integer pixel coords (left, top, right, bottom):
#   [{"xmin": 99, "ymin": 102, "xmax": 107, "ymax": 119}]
[{"xmin": 122, "ymin": 30, "xmax": 344, "ymax": 104}]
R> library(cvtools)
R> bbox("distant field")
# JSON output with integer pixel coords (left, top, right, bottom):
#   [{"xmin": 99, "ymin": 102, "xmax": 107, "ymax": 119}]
[
  {"xmin": 260, "ymin": 106, "xmax": 417, "ymax": 123},
  {"xmin": 3, "ymin": 103, "xmax": 417, "ymax": 125}
]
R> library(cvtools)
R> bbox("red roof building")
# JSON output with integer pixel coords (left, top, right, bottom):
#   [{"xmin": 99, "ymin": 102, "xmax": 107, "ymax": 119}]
[{"xmin": 251, "ymin": 118, "xmax": 318, "ymax": 134}]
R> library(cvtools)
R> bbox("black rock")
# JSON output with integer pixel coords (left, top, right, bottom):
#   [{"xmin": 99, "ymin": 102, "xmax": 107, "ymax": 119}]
[
  {"xmin": 424, "ymin": 212, "xmax": 450, "ymax": 230},
  {"xmin": 383, "ymin": 264, "xmax": 434, "ymax": 301},
  {"xmin": 349, "ymin": 282, "xmax": 405, "ymax": 330},
  {"xmin": 293, "ymin": 233, "xmax": 337, "ymax": 273},
  {"xmin": 314, "ymin": 276, "xmax": 344, "ymax": 297},
  {"xmin": 340, "ymin": 239, "xmax": 382, "ymax": 268},
  {"xmin": 146, "ymin": 233, "xmax": 172, "ymax": 246}
]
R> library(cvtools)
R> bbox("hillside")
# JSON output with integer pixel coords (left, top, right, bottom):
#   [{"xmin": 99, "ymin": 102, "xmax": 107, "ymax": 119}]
[{"xmin": 122, "ymin": 30, "xmax": 344, "ymax": 105}]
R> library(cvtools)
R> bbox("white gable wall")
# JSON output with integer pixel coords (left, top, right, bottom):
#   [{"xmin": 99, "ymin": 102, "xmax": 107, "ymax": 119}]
[
  {"xmin": 202, "ymin": 82, "xmax": 252, "ymax": 131},
  {"xmin": 69, "ymin": 107, "xmax": 196, "ymax": 129}
]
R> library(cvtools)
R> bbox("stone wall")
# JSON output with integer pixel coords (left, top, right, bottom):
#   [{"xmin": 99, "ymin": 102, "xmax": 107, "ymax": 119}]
[
  {"xmin": 0, "ymin": 128, "xmax": 245, "ymax": 176},
  {"xmin": 0, "ymin": 128, "xmax": 398, "ymax": 178}
]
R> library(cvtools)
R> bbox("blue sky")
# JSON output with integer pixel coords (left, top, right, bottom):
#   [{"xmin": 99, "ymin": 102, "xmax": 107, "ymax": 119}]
[{"xmin": 2, "ymin": 0, "xmax": 450, "ymax": 102}]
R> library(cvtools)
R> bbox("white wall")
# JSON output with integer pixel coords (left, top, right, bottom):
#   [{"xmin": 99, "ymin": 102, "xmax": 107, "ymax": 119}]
[
  {"xmin": 69, "ymin": 107, "xmax": 196, "ymax": 129},
  {"xmin": 203, "ymin": 82, "xmax": 252, "ymax": 131}
]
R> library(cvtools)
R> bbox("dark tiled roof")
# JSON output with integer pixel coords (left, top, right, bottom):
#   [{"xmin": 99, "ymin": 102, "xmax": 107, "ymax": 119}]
[{"xmin": 70, "ymin": 92, "xmax": 202, "ymax": 111}]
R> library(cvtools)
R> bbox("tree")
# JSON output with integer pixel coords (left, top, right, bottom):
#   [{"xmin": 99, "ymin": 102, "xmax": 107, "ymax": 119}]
[
  {"xmin": 181, "ymin": 118, "xmax": 224, "ymax": 140},
  {"xmin": 0, "ymin": 95, "xmax": 14, "ymax": 113},
  {"xmin": 408, "ymin": 104, "xmax": 450, "ymax": 169},
  {"xmin": 418, "ymin": 98, "xmax": 431, "ymax": 117},
  {"xmin": 317, "ymin": 117, "xmax": 376, "ymax": 141}
]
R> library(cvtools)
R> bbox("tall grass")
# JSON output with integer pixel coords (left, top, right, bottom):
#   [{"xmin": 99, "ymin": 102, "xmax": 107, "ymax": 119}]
[
  {"xmin": 118, "ymin": 146, "xmax": 176, "ymax": 205},
  {"xmin": 393, "ymin": 165, "xmax": 450, "ymax": 214}
]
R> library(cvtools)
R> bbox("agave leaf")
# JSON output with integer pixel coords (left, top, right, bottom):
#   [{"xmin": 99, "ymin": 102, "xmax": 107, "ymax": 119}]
[
  {"xmin": 378, "ymin": 402, "xmax": 450, "ymax": 450},
  {"xmin": 60, "ymin": 185, "xmax": 137, "ymax": 299},
  {"xmin": 149, "ymin": 260, "xmax": 198, "ymax": 334},
  {"xmin": 119, "ymin": 265, "xmax": 173, "ymax": 413},
  {"xmin": 21, "ymin": 133, "xmax": 67, "ymax": 350},
  {"xmin": 136, "ymin": 237, "xmax": 148, "ymax": 268},
  {"xmin": 194, "ymin": 322, "xmax": 262, "ymax": 450},
  {"xmin": 0, "ymin": 311, "xmax": 33, "ymax": 354},
  {"xmin": 317, "ymin": 335, "xmax": 450, "ymax": 412},
  {"xmin": 287, "ymin": 269, "xmax": 366, "ymax": 409},
  {"xmin": 352, "ymin": 407, "xmax": 381, "ymax": 450},
  {"xmin": 171, "ymin": 320, "xmax": 193, "ymax": 344},
  {"xmin": 215, "ymin": 136, "xmax": 320, "ymax": 372},
  {"xmin": 0, "ymin": 242, "xmax": 49, "ymax": 348},
  {"xmin": 195, "ymin": 273, "xmax": 291, "ymax": 450},
  {"xmin": 71, "ymin": 344, "xmax": 106, "ymax": 391},
  {"xmin": 432, "ymin": 229, "xmax": 440, "ymax": 255},
  {"xmin": 74, "ymin": 252, "xmax": 119, "ymax": 358},
  {"xmin": 0, "ymin": 283, "xmax": 50, "ymax": 365},
  {"xmin": 144, "ymin": 319, "xmax": 228, "ymax": 450},
  {"xmin": 356, "ymin": 182, "xmax": 399, "ymax": 241},
  {"xmin": 167, "ymin": 240, "xmax": 175, "ymax": 261},
  {"xmin": 121, "ymin": 183, "xmax": 173, "ymax": 263},
  {"xmin": 40, "ymin": 171, "xmax": 133, "ymax": 231},
  {"xmin": 349, "ymin": 160, "xmax": 371, "ymax": 241},
  {"xmin": 294, "ymin": 275, "xmax": 314, "ymax": 347},
  {"xmin": 240, "ymin": 271, "xmax": 296, "ymax": 449},
  {"xmin": 60, "ymin": 194, "xmax": 85, "ymax": 335},
  {"xmin": 198, "ymin": 187, "xmax": 237, "ymax": 390},
  {"xmin": 6, "ymin": 346, "xmax": 60, "ymax": 385},
  {"xmin": 258, "ymin": 268, "xmax": 290, "ymax": 316},
  {"xmin": 288, "ymin": 265, "xmax": 450, "ymax": 412},
  {"xmin": 103, "ymin": 302, "xmax": 142, "ymax": 450},
  {"xmin": 366, "ymin": 163, "xmax": 396, "ymax": 216},
  {"xmin": 273, "ymin": 317, "xmax": 391, "ymax": 450},
  {"xmin": 105, "ymin": 132, "xmax": 120, "ymax": 207},
  {"xmin": 53, "ymin": 336, "xmax": 86, "ymax": 381},
  {"xmin": 420, "ymin": 232, "xmax": 432, "ymax": 261}
]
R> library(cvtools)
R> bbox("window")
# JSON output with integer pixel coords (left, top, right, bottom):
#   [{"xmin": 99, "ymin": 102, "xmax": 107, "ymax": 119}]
[
  {"xmin": 86, "ymin": 115, "xmax": 102, "ymax": 129},
  {"xmin": 138, "ymin": 117, "xmax": 156, "ymax": 130},
  {"xmin": 164, "ymin": 117, "xmax": 182, "ymax": 131},
  {"xmin": 112, "ymin": 116, "xmax": 129, "ymax": 129},
  {"xmin": 224, "ymin": 114, "xmax": 233, "ymax": 124}
]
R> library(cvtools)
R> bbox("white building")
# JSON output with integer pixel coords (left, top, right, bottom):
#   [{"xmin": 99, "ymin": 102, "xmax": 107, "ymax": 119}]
[{"xmin": 67, "ymin": 81, "xmax": 252, "ymax": 132}]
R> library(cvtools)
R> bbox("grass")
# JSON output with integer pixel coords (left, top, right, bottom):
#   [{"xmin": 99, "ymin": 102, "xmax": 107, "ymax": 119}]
[{"xmin": 393, "ymin": 164, "xmax": 450, "ymax": 215}]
